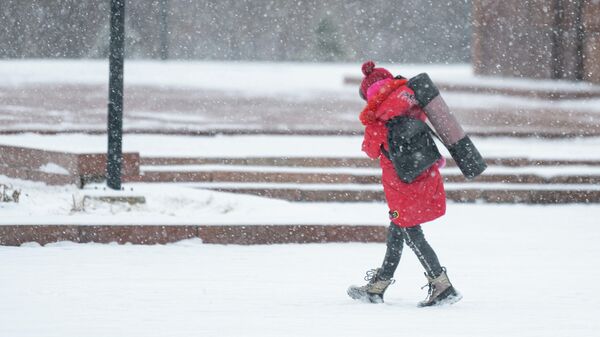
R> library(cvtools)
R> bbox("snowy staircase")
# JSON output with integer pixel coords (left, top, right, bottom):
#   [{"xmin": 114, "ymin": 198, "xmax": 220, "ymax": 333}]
[{"xmin": 138, "ymin": 157, "xmax": 600, "ymax": 204}]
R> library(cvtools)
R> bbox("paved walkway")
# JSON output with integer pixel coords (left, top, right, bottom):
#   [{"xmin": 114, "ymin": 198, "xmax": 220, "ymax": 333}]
[{"xmin": 1, "ymin": 83, "xmax": 599, "ymax": 137}]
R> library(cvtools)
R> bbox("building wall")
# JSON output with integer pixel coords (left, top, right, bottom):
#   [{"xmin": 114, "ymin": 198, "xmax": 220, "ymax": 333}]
[
  {"xmin": 472, "ymin": 0, "xmax": 600, "ymax": 83},
  {"xmin": 583, "ymin": 0, "xmax": 600, "ymax": 83}
]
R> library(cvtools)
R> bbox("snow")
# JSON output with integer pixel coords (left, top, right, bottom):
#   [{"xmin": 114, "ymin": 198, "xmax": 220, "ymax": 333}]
[
  {"xmin": 2, "ymin": 59, "xmax": 600, "ymax": 93},
  {"xmin": 3, "ymin": 133, "xmax": 600, "ymax": 160},
  {"xmin": 443, "ymin": 165, "xmax": 600, "ymax": 178},
  {"xmin": 2, "ymin": 60, "xmax": 600, "ymax": 114},
  {"xmin": 38, "ymin": 162, "xmax": 70, "ymax": 175},
  {"xmin": 0, "ymin": 60, "xmax": 464, "ymax": 94},
  {"xmin": 177, "ymin": 181, "xmax": 385, "ymax": 191},
  {"xmin": 2, "ymin": 60, "xmax": 599, "ymax": 137},
  {"xmin": 0, "ymin": 176, "xmax": 384, "ymax": 225},
  {"xmin": 0, "ymin": 60, "xmax": 600, "ymax": 337},
  {"xmin": 444, "ymin": 92, "xmax": 600, "ymax": 112},
  {"xmin": 443, "ymin": 182, "xmax": 600, "ymax": 191},
  {"xmin": 1, "ymin": 132, "xmax": 599, "ymax": 228},
  {"xmin": 1, "ymin": 59, "xmax": 599, "ymax": 336},
  {"xmin": 0, "ymin": 60, "xmax": 362, "ymax": 98},
  {"xmin": 1, "ymin": 205, "xmax": 599, "ymax": 337},
  {"xmin": 183, "ymin": 181, "xmax": 600, "ymax": 191},
  {"xmin": 141, "ymin": 164, "xmax": 382, "ymax": 174},
  {"xmin": 1, "ymin": 173, "xmax": 599, "ymax": 227},
  {"xmin": 141, "ymin": 163, "xmax": 600, "ymax": 178}
]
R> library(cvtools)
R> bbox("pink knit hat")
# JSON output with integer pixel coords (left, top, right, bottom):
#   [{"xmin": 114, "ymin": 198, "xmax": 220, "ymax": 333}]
[{"xmin": 359, "ymin": 61, "xmax": 393, "ymax": 100}]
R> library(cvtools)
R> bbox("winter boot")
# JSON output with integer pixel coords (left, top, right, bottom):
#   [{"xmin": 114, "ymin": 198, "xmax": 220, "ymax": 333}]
[
  {"xmin": 418, "ymin": 268, "xmax": 462, "ymax": 307},
  {"xmin": 347, "ymin": 268, "xmax": 394, "ymax": 303}
]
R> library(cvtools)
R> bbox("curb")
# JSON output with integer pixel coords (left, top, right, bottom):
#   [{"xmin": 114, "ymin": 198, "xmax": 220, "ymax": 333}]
[{"xmin": 0, "ymin": 224, "xmax": 386, "ymax": 246}]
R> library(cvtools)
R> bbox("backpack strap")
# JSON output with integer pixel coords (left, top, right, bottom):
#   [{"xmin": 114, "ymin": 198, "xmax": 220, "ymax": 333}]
[
  {"xmin": 424, "ymin": 122, "xmax": 442, "ymax": 143},
  {"xmin": 380, "ymin": 145, "xmax": 391, "ymax": 160}
]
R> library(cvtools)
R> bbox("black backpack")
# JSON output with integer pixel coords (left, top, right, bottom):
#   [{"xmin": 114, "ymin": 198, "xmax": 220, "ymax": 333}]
[{"xmin": 381, "ymin": 116, "xmax": 442, "ymax": 183}]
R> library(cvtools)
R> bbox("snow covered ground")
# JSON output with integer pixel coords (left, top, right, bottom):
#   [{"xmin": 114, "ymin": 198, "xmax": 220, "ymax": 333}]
[
  {"xmin": 3, "ymin": 167, "xmax": 600, "ymax": 336},
  {"xmin": 2, "ymin": 60, "xmax": 600, "ymax": 135},
  {"xmin": 2, "ymin": 59, "xmax": 600, "ymax": 94},
  {"xmin": 2, "ymin": 133, "xmax": 600, "ymax": 160},
  {"xmin": 0, "ymin": 60, "xmax": 471, "ymax": 95},
  {"xmin": 0, "ymin": 175, "xmax": 385, "ymax": 225},
  {"xmin": 1, "ymin": 60, "xmax": 600, "ymax": 336},
  {"xmin": 1, "ymin": 209, "xmax": 599, "ymax": 337},
  {"xmin": 2, "ymin": 172, "xmax": 600, "ymax": 225}
]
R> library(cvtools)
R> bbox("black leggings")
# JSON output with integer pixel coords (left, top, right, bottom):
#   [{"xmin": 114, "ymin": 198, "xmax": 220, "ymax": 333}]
[{"xmin": 380, "ymin": 223, "xmax": 443, "ymax": 280}]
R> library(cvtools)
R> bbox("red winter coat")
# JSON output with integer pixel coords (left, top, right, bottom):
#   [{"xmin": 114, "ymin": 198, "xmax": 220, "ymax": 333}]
[{"xmin": 360, "ymin": 78, "xmax": 446, "ymax": 227}]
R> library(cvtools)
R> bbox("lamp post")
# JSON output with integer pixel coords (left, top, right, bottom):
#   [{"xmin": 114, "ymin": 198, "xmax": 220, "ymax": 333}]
[
  {"xmin": 107, "ymin": 0, "xmax": 125, "ymax": 190},
  {"xmin": 159, "ymin": 0, "xmax": 169, "ymax": 60}
]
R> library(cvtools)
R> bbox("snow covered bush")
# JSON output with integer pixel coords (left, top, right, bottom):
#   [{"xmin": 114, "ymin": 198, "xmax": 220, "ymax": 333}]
[{"xmin": 0, "ymin": 184, "xmax": 21, "ymax": 203}]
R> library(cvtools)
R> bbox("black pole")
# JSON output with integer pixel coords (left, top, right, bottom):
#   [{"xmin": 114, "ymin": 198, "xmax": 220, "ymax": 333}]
[
  {"xmin": 159, "ymin": 0, "xmax": 169, "ymax": 60},
  {"xmin": 551, "ymin": 0, "xmax": 563, "ymax": 79},
  {"xmin": 107, "ymin": 0, "xmax": 125, "ymax": 190},
  {"xmin": 574, "ymin": 0, "xmax": 585, "ymax": 81}
]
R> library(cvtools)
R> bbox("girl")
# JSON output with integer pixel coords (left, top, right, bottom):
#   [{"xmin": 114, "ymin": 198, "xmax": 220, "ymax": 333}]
[{"xmin": 347, "ymin": 61, "xmax": 461, "ymax": 307}]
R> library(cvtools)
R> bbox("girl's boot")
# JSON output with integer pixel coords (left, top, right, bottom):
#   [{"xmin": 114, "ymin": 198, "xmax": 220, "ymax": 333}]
[
  {"xmin": 418, "ymin": 268, "xmax": 462, "ymax": 307},
  {"xmin": 347, "ymin": 268, "xmax": 394, "ymax": 303}
]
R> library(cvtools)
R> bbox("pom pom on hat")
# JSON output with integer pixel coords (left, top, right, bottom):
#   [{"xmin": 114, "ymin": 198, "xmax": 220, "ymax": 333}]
[
  {"xmin": 362, "ymin": 61, "xmax": 375, "ymax": 76},
  {"xmin": 359, "ymin": 60, "xmax": 393, "ymax": 100}
]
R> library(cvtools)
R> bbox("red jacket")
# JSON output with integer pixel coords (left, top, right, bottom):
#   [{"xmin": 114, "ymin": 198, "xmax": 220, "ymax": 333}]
[{"xmin": 360, "ymin": 79, "xmax": 446, "ymax": 227}]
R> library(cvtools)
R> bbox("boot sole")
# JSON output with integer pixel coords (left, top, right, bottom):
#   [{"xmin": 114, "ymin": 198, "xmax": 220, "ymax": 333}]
[
  {"xmin": 347, "ymin": 286, "xmax": 384, "ymax": 304},
  {"xmin": 418, "ymin": 287, "xmax": 462, "ymax": 307}
]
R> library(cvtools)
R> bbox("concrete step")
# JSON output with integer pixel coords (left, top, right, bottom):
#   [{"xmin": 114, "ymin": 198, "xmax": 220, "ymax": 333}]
[
  {"xmin": 140, "ymin": 156, "xmax": 600, "ymax": 168},
  {"xmin": 139, "ymin": 164, "xmax": 600, "ymax": 185},
  {"xmin": 183, "ymin": 182, "xmax": 600, "ymax": 204},
  {"xmin": 137, "ymin": 156, "xmax": 600, "ymax": 203}
]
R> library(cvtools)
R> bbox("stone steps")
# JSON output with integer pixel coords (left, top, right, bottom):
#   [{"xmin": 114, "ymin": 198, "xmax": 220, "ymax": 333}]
[
  {"xmin": 140, "ymin": 168, "xmax": 600, "ymax": 185},
  {"xmin": 174, "ymin": 182, "xmax": 600, "ymax": 204},
  {"xmin": 2, "ymin": 140, "xmax": 597, "ymax": 204},
  {"xmin": 140, "ymin": 156, "xmax": 600, "ymax": 167},
  {"xmin": 138, "ymin": 157, "xmax": 600, "ymax": 204}
]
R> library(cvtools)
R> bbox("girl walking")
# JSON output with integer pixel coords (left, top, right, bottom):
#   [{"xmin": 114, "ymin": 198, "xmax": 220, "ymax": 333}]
[{"xmin": 347, "ymin": 61, "xmax": 461, "ymax": 307}]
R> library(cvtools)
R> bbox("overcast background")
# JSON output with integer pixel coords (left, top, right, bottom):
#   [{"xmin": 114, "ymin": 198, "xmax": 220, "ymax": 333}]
[{"xmin": 0, "ymin": 0, "xmax": 472, "ymax": 63}]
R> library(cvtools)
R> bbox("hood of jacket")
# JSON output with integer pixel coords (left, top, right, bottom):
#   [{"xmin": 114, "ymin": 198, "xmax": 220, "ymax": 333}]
[{"xmin": 359, "ymin": 78, "xmax": 408, "ymax": 126}]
